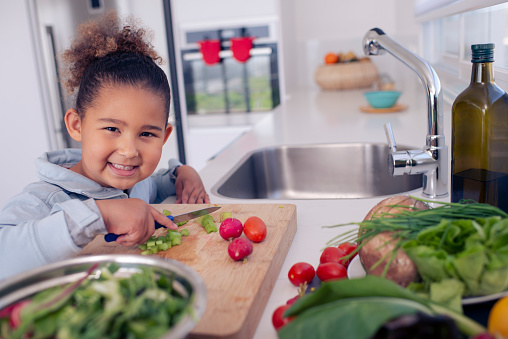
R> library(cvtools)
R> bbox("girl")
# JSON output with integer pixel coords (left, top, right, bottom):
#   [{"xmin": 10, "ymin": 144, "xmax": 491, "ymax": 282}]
[{"xmin": 0, "ymin": 11, "xmax": 209, "ymax": 281}]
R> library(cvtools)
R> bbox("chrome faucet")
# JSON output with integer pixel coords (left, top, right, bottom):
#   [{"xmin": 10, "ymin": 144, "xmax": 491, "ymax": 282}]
[{"xmin": 362, "ymin": 28, "xmax": 448, "ymax": 198}]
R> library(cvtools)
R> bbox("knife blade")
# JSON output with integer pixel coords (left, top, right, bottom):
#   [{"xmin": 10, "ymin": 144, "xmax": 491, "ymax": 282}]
[{"xmin": 104, "ymin": 206, "xmax": 221, "ymax": 242}]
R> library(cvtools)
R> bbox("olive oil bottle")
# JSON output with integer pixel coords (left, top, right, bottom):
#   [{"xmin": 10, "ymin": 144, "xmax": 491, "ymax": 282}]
[{"xmin": 451, "ymin": 43, "xmax": 508, "ymax": 212}]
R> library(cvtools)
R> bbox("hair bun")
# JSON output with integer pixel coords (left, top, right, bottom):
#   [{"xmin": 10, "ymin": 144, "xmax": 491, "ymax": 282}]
[{"xmin": 60, "ymin": 10, "xmax": 162, "ymax": 94}]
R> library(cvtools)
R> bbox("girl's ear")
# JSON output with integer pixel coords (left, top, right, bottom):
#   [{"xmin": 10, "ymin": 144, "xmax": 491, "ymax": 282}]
[
  {"xmin": 64, "ymin": 108, "xmax": 82, "ymax": 142},
  {"xmin": 163, "ymin": 123, "xmax": 173, "ymax": 144}
]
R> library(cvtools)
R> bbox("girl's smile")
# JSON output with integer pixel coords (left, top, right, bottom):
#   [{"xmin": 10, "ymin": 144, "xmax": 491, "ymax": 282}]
[
  {"xmin": 65, "ymin": 85, "xmax": 172, "ymax": 190},
  {"xmin": 108, "ymin": 162, "xmax": 139, "ymax": 176}
]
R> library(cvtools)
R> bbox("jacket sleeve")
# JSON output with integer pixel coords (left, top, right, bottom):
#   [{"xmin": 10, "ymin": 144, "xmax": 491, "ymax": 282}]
[
  {"xmin": 0, "ymin": 187, "xmax": 106, "ymax": 281},
  {"xmin": 151, "ymin": 158, "xmax": 183, "ymax": 203}
]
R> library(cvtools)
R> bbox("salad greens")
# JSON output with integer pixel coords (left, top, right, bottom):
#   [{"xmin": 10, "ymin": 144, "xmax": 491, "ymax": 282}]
[
  {"xmin": 404, "ymin": 216, "xmax": 508, "ymax": 299},
  {"xmin": 278, "ymin": 276, "xmax": 485, "ymax": 339},
  {"xmin": 0, "ymin": 264, "xmax": 193, "ymax": 339}
]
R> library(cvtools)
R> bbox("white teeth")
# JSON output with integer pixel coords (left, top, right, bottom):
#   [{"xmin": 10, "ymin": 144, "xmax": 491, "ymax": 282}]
[{"xmin": 111, "ymin": 163, "xmax": 135, "ymax": 171}]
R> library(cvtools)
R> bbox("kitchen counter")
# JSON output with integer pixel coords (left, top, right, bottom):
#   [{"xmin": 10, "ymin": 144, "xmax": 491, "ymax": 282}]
[{"xmin": 197, "ymin": 83, "xmax": 453, "ymax": 338}]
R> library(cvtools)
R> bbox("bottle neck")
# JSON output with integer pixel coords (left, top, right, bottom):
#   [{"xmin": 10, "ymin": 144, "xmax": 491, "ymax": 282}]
[{"xmin": 471, "ymin": 62, "xmax": 494, "ymax": 84}]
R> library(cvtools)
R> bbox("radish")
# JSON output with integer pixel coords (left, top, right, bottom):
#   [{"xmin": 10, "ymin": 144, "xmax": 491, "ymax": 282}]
[
  {"xmin": 219, "ymin": 218, "xmax": 243, "ymax": 240},
  {"xmin": 228, "ymin": 238, "xmax": 253, "ymax": 261}
]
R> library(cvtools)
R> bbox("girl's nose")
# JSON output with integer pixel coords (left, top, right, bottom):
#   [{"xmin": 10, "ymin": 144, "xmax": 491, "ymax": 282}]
[{"xmin": 118, "ymin": 137, "xmax": 139, "ymax": 158}]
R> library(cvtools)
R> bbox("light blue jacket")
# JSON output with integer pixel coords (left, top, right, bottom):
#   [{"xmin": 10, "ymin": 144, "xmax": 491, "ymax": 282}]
[{"xmin": 0, "ymin": 149, "xmax": 182, "ymax": 281}]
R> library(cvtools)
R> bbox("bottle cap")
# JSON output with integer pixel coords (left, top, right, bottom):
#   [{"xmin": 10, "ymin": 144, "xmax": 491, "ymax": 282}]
[{"xmin": 471, "ymin": 43, "xmax": 495, "ymax": 63}]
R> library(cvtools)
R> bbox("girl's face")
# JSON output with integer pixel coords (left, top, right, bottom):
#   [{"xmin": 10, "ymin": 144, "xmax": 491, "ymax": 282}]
[{"xmin": 65, "ymin": 85, "xmax": 172, "ymax": 190}]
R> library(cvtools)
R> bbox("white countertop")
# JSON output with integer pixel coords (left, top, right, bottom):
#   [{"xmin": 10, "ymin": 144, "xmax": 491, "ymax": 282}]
[{"xmin": 197, "ymin": 83, "xmax": 452, "ymax": 338}]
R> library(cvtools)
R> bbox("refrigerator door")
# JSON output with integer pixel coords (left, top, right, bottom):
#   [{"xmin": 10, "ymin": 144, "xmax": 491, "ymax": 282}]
[{"xmin": 29, "ymin": 0, "xmax": 186, "ymax": 166}]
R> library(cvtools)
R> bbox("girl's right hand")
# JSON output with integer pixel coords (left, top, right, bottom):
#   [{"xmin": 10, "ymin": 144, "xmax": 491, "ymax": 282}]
[{"xmin": 96, "ymin": 198, "xmax": 177, "ymax": 247}]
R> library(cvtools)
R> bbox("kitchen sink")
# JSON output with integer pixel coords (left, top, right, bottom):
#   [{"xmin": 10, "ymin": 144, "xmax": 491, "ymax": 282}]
[{"xmin": 212, "ymin": 143, "xmax": 423, "ymax": 199}]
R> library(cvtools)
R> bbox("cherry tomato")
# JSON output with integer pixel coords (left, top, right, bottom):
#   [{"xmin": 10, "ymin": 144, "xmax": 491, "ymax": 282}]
[
  {"xmin": 316, "ymin": 262, "xmax": 347, "ymax": 282},
  {"xmin": 286, "ymin": 295, "xmax": 299, "ymax": 305},
  {"xmin": 288, "ymin": 262, "xmax": 315, "ymax": 286},
  {"xmin": 338, "ymin": 242, "xmax": 358, "ymax": 256},
  {"xmin": 243, "ymin": 216, "xmax": 267, "ymax": 242},
  {"xmin": 272, "ymin": 304, "xmax": 295, "ymax": 330},
  {"xmin": 319, "ymin": 247, "xmax": 349, "ymax": 267}
]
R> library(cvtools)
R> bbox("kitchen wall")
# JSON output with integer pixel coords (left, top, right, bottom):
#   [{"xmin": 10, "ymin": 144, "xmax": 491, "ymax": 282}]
[
  {"xmin": 0, "ymin": 0, "xmax": 422, "ymax": 208},
  {"xmin": 0, "ymin": 1, "xmax": 50, "ymax": 208},
  {"xmin": 280, "ymin": 0, "xmax": 421, "ymax": 93}
]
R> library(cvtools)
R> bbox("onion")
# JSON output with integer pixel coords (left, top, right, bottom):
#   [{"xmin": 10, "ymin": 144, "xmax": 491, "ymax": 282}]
[{"xmin": 359, "ymin": 195, "xmax": 428, "ymax": 287}]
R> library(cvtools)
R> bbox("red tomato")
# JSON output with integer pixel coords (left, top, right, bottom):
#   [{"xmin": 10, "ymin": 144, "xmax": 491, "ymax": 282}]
[
  {"xmin": 272, "ymin": 304, "xmax": 295, "ymax": 330},
  {"xmin": 319, "ymin": 247, "xmax": 349, "ymax": 267},
  {"xmin": 286, "ymin": 295, "xmax": 299, "ymax": 305},
  {"xmin": 288, "ymin": 262, "xmax": 315, "ymax": 286},
  {"xmin": 338, "ymin": 242, "xmax": 358, "ymax": 256},
  {"xmin": 243, "ymin": 216, "xmax": 267, "ymax": 242},
  {"xmin": 316, "ymin": 262, "xmax": 348, "ymax": 282}
]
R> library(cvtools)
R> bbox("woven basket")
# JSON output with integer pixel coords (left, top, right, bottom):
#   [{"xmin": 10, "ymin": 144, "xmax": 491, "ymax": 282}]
[{"xmin": 314, "ymin": 61, "xmax": 379, "ymax": 90}]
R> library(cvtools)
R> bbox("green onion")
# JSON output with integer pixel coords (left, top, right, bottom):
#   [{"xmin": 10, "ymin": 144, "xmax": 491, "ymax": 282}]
[{"xmin": 326, "ymin": 197, "xmax": 507, "ymax": 247}]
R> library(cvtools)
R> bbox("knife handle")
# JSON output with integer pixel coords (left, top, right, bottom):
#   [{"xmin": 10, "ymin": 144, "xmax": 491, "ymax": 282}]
[{"xmin": 104, "ymin": 215, "xmax": 174, "ymax": 242}]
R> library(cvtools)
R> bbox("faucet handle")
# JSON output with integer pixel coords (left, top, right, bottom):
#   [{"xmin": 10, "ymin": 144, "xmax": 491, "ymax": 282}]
[{"xmin": 384, "ymin": 123, "xmax": 397, "ymax": 152}]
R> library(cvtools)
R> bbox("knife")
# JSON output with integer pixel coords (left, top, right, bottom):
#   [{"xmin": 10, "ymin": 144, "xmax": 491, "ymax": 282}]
[{"xmin": 104, "ymin": 206, "xmax": 221, "ymax": 242}]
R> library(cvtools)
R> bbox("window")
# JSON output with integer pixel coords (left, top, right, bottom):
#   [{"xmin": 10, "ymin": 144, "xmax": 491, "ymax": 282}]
[{"xmin": 419, "ymin": 1, "xmax": 508, "ymax": 100}]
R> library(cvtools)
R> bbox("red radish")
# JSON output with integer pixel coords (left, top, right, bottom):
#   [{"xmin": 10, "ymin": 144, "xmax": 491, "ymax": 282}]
[
  {"xmin": 320, "ymin": 247, "xmax": 349, "ymax": 267},
  {"xmin": 228, "ymin": 238, "xmax": 253, "ymax": 261},
  {"xmin": 219, "ymin": 218, "xmax": 243, "ymax": 240},
  {"xmin": 8, "ymin": 300, "xmax": 30, "ymax": 329}
]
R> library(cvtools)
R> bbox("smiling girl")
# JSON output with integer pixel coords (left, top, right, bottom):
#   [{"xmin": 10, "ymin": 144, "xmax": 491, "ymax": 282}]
[{"xmin": 0, "ymin": 11, "xmax": 209, "ymax": 281}]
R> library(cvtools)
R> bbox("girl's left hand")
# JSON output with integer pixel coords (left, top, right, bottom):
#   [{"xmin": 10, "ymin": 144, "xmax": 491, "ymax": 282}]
[{"xmin": 174, "ymin": 165, "xmax": 210, "ymax": 204}]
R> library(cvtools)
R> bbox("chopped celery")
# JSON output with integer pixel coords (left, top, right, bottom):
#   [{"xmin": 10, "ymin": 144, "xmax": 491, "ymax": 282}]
[
  {"xmin": 180, "ymin": 229, "xmax": 190, "ymax": 237},
  {"xmin": 220, "ymin": 212, "xmax": 233, "ymax": 222},
  {"xmin": 158, "ymin": 243, "xmax": 170, "ymax": 251},
  {"xmin": 199, "ymin": 215, "xmax": 217, "ymax": 233}
]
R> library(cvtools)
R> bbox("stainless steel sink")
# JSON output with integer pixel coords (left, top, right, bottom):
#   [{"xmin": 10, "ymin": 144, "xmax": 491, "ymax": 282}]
[{"xmin": 212, "ymin": 143, "xmax": 423, "ymax": 199}]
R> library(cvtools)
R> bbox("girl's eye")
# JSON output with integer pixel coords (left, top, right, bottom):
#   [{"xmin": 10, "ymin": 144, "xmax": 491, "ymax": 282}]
[
  {"xmin": 105, "ymin": 127, "xmax": 119, "ymax": 132},
  {"xmin": 140, "ymin": 132, "xmax": 156, "ymax": 137}
]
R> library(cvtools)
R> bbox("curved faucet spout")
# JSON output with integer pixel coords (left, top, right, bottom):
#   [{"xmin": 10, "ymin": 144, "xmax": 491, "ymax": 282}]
[
  {"xmin": 363, "ymin": 28, "xmax": 443, "ymax": 138},
  {"xmin": 363, "ymin": 28, "xmax": 448, "ymax": 198}
]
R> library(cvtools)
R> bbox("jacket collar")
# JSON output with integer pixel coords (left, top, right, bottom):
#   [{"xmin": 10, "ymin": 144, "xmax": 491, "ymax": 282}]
[{"xmin": 36, "ymin": 149, "xmax": 127, "ymax": 200}]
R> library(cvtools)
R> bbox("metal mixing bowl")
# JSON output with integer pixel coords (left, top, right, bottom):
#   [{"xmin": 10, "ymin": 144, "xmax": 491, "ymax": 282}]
[{"xmin": 0, "ymin": 254, "xmax": 207, "ymax": 339}]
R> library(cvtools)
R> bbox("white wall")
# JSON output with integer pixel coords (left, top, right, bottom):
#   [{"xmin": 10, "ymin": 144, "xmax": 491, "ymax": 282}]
[
  {"xmin": 0, "ymin": 1, "xmax": 49, "ymax": 208},
  {"xmin": 173, "ymin": 0, "xmax": 278, "ymax": 28},
  {"xmin": 280, "ymin": 0, "xmax": 421, "ymax": 93}
]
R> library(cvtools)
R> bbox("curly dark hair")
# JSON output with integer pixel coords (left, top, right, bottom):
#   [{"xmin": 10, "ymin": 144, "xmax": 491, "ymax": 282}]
[{"xmin": 60, "ymin": 11, "xmax": 170, "ymax": 121}]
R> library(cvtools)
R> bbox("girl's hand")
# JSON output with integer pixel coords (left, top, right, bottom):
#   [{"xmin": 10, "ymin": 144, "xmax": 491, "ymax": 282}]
[
  {"xmin": 174, "ymin": 165, "xmax": 210, "ymax": 204},
  {"xmin": 96, "ymin": 198, "xmax": 177, "ymax": 247}
]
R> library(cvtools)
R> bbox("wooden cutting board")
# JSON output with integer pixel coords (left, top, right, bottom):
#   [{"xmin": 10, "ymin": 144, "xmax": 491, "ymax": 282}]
[{"xmin": 80, "ymin": 203, "xmax": 297, "ymax": 338}]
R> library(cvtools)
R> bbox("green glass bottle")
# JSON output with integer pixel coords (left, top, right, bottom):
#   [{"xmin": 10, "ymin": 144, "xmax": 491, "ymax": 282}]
[{"xmin": 451, "ymin": 43, "xmax": 508, "ymax": 212}]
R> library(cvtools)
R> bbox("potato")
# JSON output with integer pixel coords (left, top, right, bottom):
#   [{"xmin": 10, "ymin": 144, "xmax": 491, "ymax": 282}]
[{"xmin": 359, "ymin": 195, "xmax": 428, "ymax": 287}]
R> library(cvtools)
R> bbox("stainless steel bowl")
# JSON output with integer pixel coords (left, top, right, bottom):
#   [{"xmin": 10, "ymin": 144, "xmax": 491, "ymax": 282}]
[{"xmin": 0, "ymin": 254, "xmax": 207, "ymax": 339}]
